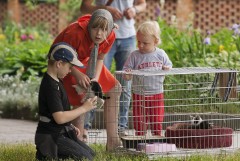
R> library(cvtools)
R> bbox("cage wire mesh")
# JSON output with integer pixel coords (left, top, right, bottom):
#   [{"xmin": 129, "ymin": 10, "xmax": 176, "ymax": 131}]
[{"xmin": 86, "ymin": 67, "xmax": 240, "ymax": 158}]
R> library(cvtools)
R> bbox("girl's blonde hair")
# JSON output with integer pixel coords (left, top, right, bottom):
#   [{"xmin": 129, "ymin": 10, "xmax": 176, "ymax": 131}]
[
  {"xmin": 90, "ymin": 17, "xmax": 109, "ymax": 32},
  {"xmin": 137, "ymin": 21, "xmax": 161, "ymax": 45},
  {"xmin": 88, "ymin": 9, "xmax": 114, "ymax": 35},
  {"xmin": 89, "ymin": 16, "xmax": 109, "ymax": 43}
]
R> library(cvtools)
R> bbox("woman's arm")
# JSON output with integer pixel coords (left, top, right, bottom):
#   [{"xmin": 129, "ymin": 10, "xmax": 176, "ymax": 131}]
[
  {"xmin": 71, "ymin": 66, "xmax": 91, "ymax": 89},
  {"xmin": 92, "ymin": 53, "xmax": 105, "ymax": 81}
]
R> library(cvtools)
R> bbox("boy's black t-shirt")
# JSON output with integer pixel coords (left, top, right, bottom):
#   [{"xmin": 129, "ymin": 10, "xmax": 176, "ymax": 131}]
[{"xmin": 36, "ymin": 73, "xmax": 71, "ymax": 134}]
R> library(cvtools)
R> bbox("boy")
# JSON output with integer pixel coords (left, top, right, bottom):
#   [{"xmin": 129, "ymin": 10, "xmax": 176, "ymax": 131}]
[{"xmin": 35, "ymin": 42, "xmax": 97, "ymax": 160}]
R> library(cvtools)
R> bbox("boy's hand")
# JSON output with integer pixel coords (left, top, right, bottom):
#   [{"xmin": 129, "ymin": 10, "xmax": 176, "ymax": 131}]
[
  {"xmin": 71, "ymin": 124, "xmax": 81, "ymax": 136},
  {"xmin": 82, "ymin": 96, "xmax": 97, "ymax": 111}
]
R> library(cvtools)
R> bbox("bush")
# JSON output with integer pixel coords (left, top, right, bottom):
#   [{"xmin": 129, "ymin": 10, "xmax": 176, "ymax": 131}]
[
  {"xmin": 0, "ymin": 71, "xmax": 40, "ymax": 120},
  {"xmin": 0, "ymin": 21, "xmax": 52, "ymax": 80},
  {"xmin": 159, "ymin": 19, "xmax": 240, "ymax": 69}
]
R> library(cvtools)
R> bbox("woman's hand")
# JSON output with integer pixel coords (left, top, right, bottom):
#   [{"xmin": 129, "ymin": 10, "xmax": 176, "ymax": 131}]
[
  {"xmin": 76, "ymin": 72, "xmax": 91, "ymax": 89},
  {"xmin": 71, "ymin": 67, "xmax": 91, "ymax": 89},
  {"xmin": 90, "ymin": 78, "xmax": 98, "ymax": 83}
]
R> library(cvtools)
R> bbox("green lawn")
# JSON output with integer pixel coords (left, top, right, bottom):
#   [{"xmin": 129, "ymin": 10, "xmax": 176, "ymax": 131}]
[{"xmin": 1, "ymin": 143, "xmax": 240, "ymax": 161}]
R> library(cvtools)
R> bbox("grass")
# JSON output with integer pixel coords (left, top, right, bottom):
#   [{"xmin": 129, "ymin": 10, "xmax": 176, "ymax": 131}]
[{"xmin": 1, "ymin": 143, "xmax": 240, "ymax": 161}]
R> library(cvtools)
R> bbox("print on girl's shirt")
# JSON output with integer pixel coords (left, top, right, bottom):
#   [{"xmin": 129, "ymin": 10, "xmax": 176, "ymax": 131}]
[{"xmin": 137, "ymin": 61, "xmax": 163, "ymax": 70}]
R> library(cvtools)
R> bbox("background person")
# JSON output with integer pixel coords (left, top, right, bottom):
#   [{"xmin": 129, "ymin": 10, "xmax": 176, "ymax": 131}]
[{"xmin": 80, "ymin": 0, "xmax": 147, "ymax": 137}]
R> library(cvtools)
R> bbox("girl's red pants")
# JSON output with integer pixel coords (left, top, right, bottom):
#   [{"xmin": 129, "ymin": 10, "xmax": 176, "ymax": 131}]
[{"xmin": 132, "ymin": 93, "xmax": 164, "ymax": 136}]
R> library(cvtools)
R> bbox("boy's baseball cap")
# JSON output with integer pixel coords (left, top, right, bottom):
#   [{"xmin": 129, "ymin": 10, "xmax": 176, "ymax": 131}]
[{"xmin": 48, "ymin": 42, "xmax": 84, "ymax": 68}]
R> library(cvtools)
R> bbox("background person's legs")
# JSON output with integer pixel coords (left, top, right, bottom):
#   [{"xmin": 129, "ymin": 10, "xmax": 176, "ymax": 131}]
[
  {"xmin": 117, "ymin": 77, "xmax": 131, "ymax": 135},
  {"xmin": 114, "ymin": 36, "xmax": 136, "ymax": 71},
  {"xmin": 104, "ymin": 41, "xmax": 117, "ymax": 70},
  {"xmin": 83, "ymin": 109, "xmax": 95, "ymax": 142},
  {"xmin": 113, "ymin": 36, "xmax": 136, "ymax": 134}
]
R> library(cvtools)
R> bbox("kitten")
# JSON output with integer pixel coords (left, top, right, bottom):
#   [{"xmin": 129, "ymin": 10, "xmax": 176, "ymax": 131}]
[
  {"xmin": 189, "ymin": 115, "xmax": 212, "ymax": 129},
  {"xmin": 174, "ymin": 115, "xmax": 212, "ymax": 129},
  {"xmin": 72, "ymin": 81, "xmax": 109, "ymax": 108}
]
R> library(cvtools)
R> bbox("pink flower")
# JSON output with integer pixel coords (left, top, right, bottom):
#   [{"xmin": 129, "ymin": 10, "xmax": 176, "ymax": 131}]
[
  {"xmin": 20, "ymin": 34, "xmax": 28, "ymax": 41},
  {"xmin": 28, "ymin": 34, "xmax": 34, "ymax": 40}
]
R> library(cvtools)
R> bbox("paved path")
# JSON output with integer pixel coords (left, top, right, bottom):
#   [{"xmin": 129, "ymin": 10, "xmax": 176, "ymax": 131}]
[
  {"xmin": 0, "ymin": 118, "xmax": 108, "ymax": 144},
  {"xmin": 0, "ymin": 118, "xmax": 37, "ymax": 144}
]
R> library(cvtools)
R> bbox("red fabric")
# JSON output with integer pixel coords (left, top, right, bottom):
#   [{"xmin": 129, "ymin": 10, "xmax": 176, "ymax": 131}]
[
  {"xmin": 165, "ymin": 125, "xmax": 233, "ymax": 148},
  {"xmin": 53, "ymin": 15, "xmax": 117, "ymax": 106},
  {"xmin": 133, "ymin": 93, "xmax": 164, "ymax": 136}
]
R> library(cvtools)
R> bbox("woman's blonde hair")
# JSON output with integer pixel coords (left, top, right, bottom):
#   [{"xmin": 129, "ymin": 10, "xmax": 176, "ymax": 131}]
[{"xmin": 137, "ymin": 21, "xmax": 161, "ymax": 45}]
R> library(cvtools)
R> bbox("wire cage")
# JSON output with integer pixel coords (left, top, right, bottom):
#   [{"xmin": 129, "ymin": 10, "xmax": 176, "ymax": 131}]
[
  {"xmin": 85, "ymin": 67, "xmax": 240, "ymax": 158},
  {"xmin": 113, "ymin": 67, "xmax": 240, "ymax": 158}
]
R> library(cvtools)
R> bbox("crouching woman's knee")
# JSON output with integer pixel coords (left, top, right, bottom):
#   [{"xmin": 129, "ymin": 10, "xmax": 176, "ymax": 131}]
[{"xmin": 106, "ymin": 81, "xmax": 122, "ymax": 97}]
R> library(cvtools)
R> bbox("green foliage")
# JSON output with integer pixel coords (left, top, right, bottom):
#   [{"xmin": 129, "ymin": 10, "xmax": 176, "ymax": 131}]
[
  {"xmin": 0, "ymin": 13, "xmax": 239, "ymax": 120},
  {"xmin": 24, "ymin": 0, "xmax": 58, "ymax": 10},
  {"xmin": 158, "ymin": 19, "xmax": 240, "ymax": 69},
  {"xmin": 22, "ymin": 0, "xmax": 82, "ymax": 22},
  {"xmin": 59, "ymin": 0, "xmax": 82, "ymax": 22},
  {"xmin": 0, "ymin": 21, "xmax": 52, "ymax": 80},
  {"xmin": 0, "ymin": 71, "xmax": 40, "ymax": 120}
]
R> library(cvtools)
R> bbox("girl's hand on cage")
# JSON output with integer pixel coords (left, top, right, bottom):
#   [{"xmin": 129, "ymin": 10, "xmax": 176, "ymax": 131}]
[
  {"xmin": 124, "ymin": 69, "xmax": 133, "ymax": 80},
  {"xmin": 162, "ymin": 65, "xmax": 171, "ymax": 70},
  {"xmin": 125, "ymin": 69, "xmax": 132, "ymax": 72}
]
